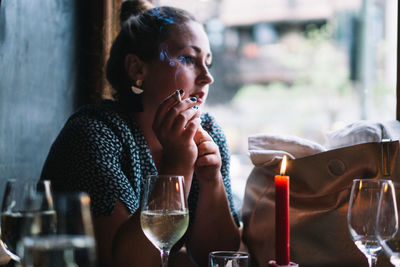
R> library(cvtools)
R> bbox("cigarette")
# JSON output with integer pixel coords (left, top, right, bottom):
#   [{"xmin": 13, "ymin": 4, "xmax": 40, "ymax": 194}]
[{"xmin": 174, "ymin": 90, "xmax": 182, "ymax": 102}]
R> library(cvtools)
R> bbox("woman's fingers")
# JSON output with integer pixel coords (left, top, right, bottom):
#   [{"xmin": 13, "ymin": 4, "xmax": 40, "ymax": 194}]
[
  {"xmin": 155, "ymin": 97, "xmax": 200, "ymax": 136},
  {"xmin": 196, "ymin": 141, "xmax": 220, "ymax": 167},
  {"xmin": 183, "ymin": 117, "xmax": 201, "ymax": 140},
  {"xmin": 194, "ymin": 127, "xmax": 211, "ymax": 145},
  {"xmin": 196, "ymin": 153, "xmax": 220, "ymax": 167},
  {"xmin": 197, "ymin": 140, "xmax": 217, "ymax": 157},
  {"xmin": 153, "ymin": 90, "xmax": 184, "ymax": 130},
  {"xmin": 170, "ymin": 105, "xmax": 200, "ymax": 133},
  {"xmin": 194, "ymin": 127, "xmax": 222, "ymax": 169}
]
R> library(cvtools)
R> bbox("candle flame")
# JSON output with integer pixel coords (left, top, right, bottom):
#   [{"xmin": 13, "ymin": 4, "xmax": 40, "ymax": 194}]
[
  {"xmin": 384, "ymin": 182, "xmax": 388, "ymax": 193},
  {"xmin": 280, "ymin": 155, "xmax": 287, "ymax": 175}
]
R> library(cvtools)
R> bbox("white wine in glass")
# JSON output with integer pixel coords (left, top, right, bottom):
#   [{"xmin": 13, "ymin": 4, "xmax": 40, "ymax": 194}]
[
  {"xmin": 0, "ymin": 179, "xmax": 55, "ymax": 265},
  {"xmin": 348, "ymin": 179, "xmax": 389, "ymax": 267},
  {"xmin": 21, "ymin": 192, "xmax": 97, "ymax": 267},
  {"xmin": 140, "ymin": 175, "xmax": 189, "ymax": 267},
  {"xmin": 376, "ymin": 180, "xmax": 400, "ymax": 267}
]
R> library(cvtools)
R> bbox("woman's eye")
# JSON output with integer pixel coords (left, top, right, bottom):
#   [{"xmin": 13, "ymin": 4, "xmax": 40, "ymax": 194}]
[{"xmin": 178, "ymin": 56, "xmax": 195, "ymax": 65}]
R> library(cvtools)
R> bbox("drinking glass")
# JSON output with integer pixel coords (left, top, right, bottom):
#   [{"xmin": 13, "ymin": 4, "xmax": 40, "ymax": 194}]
[
  {"xmin": 376, "ymin": 180, "xmax": 400, "ymax": 267},
  {"xmin": 209, "ymin": 251, "xmax": 249, "ymax": 267},
  {"xmin": 0, "ymin": 179, "xmax": 54, "ymax": 265},
  {"xmin": 347, "ymin": 179, "xmax": 388, "ymax": 267},
  {"xmin": 20, "ymin": 192, "xmax": 97, "ymax": 267},
  {"xmin": 140, "ymin": 175, "xmax": 189, "ymax": 267}
]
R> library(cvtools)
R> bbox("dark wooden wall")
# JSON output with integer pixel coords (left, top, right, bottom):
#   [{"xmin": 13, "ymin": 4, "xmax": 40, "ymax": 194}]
[{"xmin": 0, "ymin": 0, "xmax": 99, "ymax": 199}]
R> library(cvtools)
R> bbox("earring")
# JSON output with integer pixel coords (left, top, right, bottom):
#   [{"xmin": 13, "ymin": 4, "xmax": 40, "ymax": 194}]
[{"xmin": 131, "ymin": 79, "xmax": 144, "ymax": 94}]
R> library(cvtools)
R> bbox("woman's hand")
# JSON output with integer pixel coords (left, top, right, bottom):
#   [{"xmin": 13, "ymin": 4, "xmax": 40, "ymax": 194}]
[
  {"xmin": 193, "ymin": 126, "xmax": 222, "ymax": 182},
  {"xmin": 152, "ymin": 90, "xmax": 201, "ymax": 175}
]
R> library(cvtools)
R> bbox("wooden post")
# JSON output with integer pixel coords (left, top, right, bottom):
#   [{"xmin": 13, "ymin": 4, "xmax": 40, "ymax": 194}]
[
  {"xmin": 85, "ymin": 0, "xmax": 121, "ymax": 103},
  {"xmin": 101, "ymin": 0, "xmax": 123, "ymax": 100}
]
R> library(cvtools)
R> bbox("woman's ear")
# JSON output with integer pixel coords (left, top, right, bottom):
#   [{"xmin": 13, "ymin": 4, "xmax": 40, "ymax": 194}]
[{"xmin": 125, "ymin": 54, "xmax": 146, "ymax": 81}]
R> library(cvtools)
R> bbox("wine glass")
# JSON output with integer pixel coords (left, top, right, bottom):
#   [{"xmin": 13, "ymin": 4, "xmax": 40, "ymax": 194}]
[
  {"xmin": 209, "ymin": 251, "xmax": 250, "ymax": 267},
  {"xmin": 347, "ymin": 178, "xmax": 388, "ymax": 267},
  {"xmin": 140, "ymin": 175, "xmax": 189, "ymax": 267},
  {"xmin": 20, "ymin": 192, "xmax": 97, "ymax": 267},
  {"xmin": 376, "ymin": 180, "xmax": 400, "ymax": 267},
  {"xmin": 0, "ymin": 179, "xmax": 55, "ymax": 265}
]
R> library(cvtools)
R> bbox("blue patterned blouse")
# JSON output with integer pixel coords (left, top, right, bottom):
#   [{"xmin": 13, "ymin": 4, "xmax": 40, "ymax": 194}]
[{"xmin": 41, "ymin": 100, "xmax": 239, "ymax": 226}]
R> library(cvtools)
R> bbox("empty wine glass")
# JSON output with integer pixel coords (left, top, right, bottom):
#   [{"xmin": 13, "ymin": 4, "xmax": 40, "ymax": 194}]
[
  {"xmin": 0, "ymin": 179, "xmax": 54, "ymax": 265},
  {"xmin": 140, "ymin": 175, "xmax": 189, "ymax": 267},
  {"xmin": 20, "ymin": 192, "xmax": 97, "ymax": 267},
  {"xmin": 347, "ymin": 179, "xmax": 388, "ymax": 267},
  {"xmin": 209, "ymin": 251, "xmax": 250, "ymax": 267},
  {"xmin": 376, "ymin": 180, "xmax": 400, "ymax": 267}
]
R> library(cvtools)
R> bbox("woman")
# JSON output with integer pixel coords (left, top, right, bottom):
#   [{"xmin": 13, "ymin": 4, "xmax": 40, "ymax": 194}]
[{"xmin": 41, "ymin": 1, "xmax": 240, "ymax": 266}]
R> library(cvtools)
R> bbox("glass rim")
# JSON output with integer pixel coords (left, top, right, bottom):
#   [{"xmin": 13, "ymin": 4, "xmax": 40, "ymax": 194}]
[
  {"xmin": 383, "ymin": 180, "xmax": 400, "ymax": 188},
  {"xmin": 148, "ymin": 174, "xmax": 184, "ymax": 179},
  {"xmin": 352, "ymin": 178, "xmax": 392, "ymax": 183},
  {"xmin": 146, "ymin": 175, "xmax": 185, "ymax": 184},
  {"xmin": 209, "ymin": 251, "xmax": 249, "ymax": 259}
]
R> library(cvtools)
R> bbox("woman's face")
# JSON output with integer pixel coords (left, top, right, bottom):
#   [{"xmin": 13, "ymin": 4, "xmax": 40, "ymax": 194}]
[{"xmin": 141, "ymin": 20, "xmax": 214, "ymax": 111}]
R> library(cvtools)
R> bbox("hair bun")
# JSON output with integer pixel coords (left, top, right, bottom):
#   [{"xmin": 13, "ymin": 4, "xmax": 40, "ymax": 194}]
[{"xmin": 120, "ymin": 0, "xmax": 149, "ymax": 25}]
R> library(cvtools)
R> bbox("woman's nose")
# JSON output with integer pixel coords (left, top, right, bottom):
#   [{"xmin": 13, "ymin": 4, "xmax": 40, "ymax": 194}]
[{"xmin": 197, "ymin": 65, "xmax": 214, "ymax": 85}]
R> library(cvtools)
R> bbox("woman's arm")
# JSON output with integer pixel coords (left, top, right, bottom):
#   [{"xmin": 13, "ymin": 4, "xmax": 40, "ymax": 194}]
[
  {"xmin": 94, "ymin": 199, "xmax": 165, "ymax": 267},
  {"xmin": 188, "ymin": 177, "xmax": 241, "ymax": 266},
  {"xmin": 93, "ymin": 200, "xmax": 130, "ymax": 266},
  {"xmin": 106, "ymin": 200, "xmax": 161, "ymax": 267},
  {"xmin": 186, "ymin": 127, "xmax": 241, "ymax": 266}
]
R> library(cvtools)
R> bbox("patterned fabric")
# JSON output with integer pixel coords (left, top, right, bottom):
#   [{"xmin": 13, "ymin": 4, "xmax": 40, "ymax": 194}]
[{"xmin": 41, "ymin": 100, "xmax": 240, "ymax": 226}]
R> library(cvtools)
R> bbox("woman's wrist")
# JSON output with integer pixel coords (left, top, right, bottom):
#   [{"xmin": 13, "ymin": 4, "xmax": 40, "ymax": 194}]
[
  {"xmin": 197, "ymin": 171, "xmax": 223, "ymax": 190},
  {"xmin": 158, "ymin": 161, "xmax": 194, "ymax": 176}
]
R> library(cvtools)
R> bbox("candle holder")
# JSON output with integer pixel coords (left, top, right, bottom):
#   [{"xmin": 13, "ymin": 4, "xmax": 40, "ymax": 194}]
[{"xmin": 268, "ymin": 260, "xmax": 299, "ymax": 267}]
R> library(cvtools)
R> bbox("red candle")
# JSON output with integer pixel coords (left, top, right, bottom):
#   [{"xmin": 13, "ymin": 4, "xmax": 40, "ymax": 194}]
[{"xmin": 275, "ymin": 155, "xmax": 290, "ymax": 265}]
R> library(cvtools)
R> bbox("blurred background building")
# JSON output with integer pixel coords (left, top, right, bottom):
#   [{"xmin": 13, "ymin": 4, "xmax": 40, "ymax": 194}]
[{"xmin": 160, "ymin": 0, "xmax": 398, "ymax": 206}]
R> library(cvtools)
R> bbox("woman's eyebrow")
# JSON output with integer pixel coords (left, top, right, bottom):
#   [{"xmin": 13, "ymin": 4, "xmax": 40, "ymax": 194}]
[{"xmin": 190, "ymin": 45, "xmax": 212, "ymax": 59}]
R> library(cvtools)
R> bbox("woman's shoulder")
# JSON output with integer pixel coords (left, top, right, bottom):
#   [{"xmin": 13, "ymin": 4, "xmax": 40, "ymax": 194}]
[
  {"xmin": 57, "ymin": 100, "xmax": 136, "ymax": 145},
  {"xmin": 68, "ymin": 100, "xmax": 129, "ymax": 129},
  {"xmin": 73, "ymin": 100, "xmax": 122, "ymax": 119}
]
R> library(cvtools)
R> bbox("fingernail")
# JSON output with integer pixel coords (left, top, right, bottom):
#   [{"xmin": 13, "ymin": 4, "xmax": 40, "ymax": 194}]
[
  {"xmin": 174, "ymin": 90, "xmax": 182, "ymax": 102},
  {"xmin": 193, "ymin": 105, "xmax": 199, "ymax": 110},
  {"xmin": 179, "ymin": 89, "xmax": 184, "ymax": 94},
  {"xmin": 190, "ymin": 97, "xmax": 197, "ymax": 102}
]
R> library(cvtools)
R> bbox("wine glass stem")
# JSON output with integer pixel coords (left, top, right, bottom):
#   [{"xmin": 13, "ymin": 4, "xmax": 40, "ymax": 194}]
[
  {"xmin": 160, "ymin": 250, "xmax": 170, "ymax": 267},
  {"xmin": 367, "ymin": 255, "xmax": 377, "ymax": 267}
]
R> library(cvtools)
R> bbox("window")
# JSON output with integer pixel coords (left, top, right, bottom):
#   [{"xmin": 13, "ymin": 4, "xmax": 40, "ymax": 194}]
[{"xmin": 160, "ymin": 0, "xmax": 398, "ymax": 200}]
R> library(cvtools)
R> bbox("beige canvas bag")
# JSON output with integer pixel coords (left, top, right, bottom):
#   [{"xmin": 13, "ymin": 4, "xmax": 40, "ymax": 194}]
[{"xmin": 242, "ymin": 140, "xmax": 399, "ymax": 267}]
